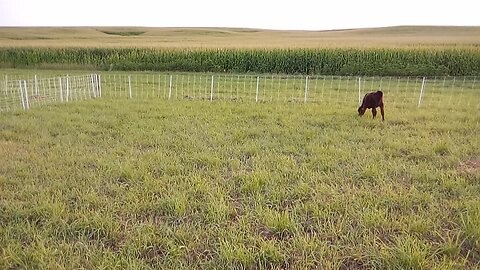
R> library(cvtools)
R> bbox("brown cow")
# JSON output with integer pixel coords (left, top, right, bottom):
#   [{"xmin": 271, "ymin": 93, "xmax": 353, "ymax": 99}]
[{"xmin": 358, "ymin": 90, "xmax": 384, "ymax": 121}]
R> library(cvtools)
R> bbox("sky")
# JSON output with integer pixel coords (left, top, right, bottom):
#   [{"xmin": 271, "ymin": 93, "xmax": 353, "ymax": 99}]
[{"xmin": 0, "ymin": 0, "xmax": 478, "ymax": 31}]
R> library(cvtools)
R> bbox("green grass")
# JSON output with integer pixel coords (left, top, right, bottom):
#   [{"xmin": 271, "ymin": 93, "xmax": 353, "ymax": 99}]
[{"xmin": 1, "ymin": 98, "xmax": 479, "ymax": 269}]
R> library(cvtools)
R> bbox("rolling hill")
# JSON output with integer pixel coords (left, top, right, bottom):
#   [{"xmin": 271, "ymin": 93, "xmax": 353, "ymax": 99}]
[{"xmin": 0, "ymin": 26, "xmax": 479, "ymax": 48}]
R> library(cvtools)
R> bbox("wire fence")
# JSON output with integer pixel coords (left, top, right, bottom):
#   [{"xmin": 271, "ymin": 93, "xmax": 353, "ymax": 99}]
[
  {"xmin": 0, "ymin": 74, "xmax": 100, "ymax": 112},
  {"xmin": 1, "ymin": 72, "xmax": 479, "ymax": 112}
]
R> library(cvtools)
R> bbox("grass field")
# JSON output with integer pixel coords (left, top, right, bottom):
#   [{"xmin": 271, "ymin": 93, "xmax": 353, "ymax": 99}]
[{"xmin": 0, "ymin": 98, "xmax": 479, "ymax": 269}]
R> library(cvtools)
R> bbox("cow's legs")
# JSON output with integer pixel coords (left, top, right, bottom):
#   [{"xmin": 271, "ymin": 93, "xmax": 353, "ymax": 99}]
[
  {"xmin": 380, "ymin": 104, "xmax": 385, "ymax": 121},
  {"xmin": 372, "ymin": 108, "xmax": 377, "ymax": 119}
]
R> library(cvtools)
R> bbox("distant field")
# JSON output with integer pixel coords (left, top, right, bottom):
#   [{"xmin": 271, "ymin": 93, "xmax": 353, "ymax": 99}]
[
  {"xmin": 1, "ymin": 26, "xmax": 480, "ymax": 49},
  {"xmin": 0, "ymin": 99, "xmax": 479, "ymax": 269},
  {"xmin": 1, "ymin": 26, "xmax": 480, "ymax": 75}
]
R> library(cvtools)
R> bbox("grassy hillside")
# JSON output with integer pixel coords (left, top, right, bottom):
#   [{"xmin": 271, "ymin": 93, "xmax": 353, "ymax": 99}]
[{"xmin": 1, "ymin": 26, "xmax": 480, "ymax": 49}]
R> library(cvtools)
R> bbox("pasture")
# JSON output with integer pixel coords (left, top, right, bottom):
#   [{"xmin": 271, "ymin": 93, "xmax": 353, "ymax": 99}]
[{"xmin": 1, "ymin": 90, "xmax": 479, "ymax": 269}]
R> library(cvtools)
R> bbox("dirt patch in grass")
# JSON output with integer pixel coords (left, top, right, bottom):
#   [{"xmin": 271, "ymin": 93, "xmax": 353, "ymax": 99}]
[
  {"xmin": 0, "ymin": 141, "xmax": 29, "ymax": 170},
  {"xmin": 457, "ymin": 158, "xmax": 480, "ymax": 174},
  {"xmin": 340, "ymin": 256, "xmax": 371, "ymax": 270},
  {"xmin": 0, "ymin": 141, "xmax": 26, "ymax": 153}
]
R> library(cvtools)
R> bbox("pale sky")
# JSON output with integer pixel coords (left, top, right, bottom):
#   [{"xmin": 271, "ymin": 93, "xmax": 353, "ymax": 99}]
[{"xmin": 0, "ymin": 0, "xmax": 478, "ymax": 30}]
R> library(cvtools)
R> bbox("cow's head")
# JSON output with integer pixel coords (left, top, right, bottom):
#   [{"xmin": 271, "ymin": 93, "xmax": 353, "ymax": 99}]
[{"xmin": 358, "ymin": 106, "xmax": 366, "ymax": 116}]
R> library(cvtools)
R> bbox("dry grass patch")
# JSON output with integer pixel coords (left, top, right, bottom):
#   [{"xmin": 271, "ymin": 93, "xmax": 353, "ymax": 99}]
[{"xmin": 458, "ymin": 158, "xmax": 480, "ymax": 174}]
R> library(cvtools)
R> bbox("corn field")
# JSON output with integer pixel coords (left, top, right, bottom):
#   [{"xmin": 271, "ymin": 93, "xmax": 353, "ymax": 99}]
[
  {"xmin": 1, "ymin": 73, "xmax": 479, "ymax": 113},
  {"xmin": 1, "ymin": 48, "xmax": 480, "ymax": 76}
]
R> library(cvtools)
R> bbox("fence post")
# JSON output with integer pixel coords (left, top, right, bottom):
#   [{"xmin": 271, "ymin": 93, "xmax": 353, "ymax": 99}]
[
  {"xmin": 304, "ymin": 76, "xmax": 309, "ymax": 103},
  {"xmin": 95, "ymin": 74, "xmax": 99, "ymax": 97},
  {"xmin": 418, "ymin": 77, "xmax": 426, "ymax": 107},
  {"xmin": 18, "ymin": 80, "xmax": 26, "ymax": 109},
  {"xmin": 168, "ymin": 75, "xmax": 173, "ymax": 100},
  {"xmin": 97, "ymin": 74, "xmax": 102, "ymax": 97},
  {"xmin": 93, "ymin": 74, "xmax": 97, "ymax": 98},
  {"xmin": 91, "ymin": 74, "xmax": 97, "ymax": 98},
  {"xmin": 66, "ymin": 75, "xmax": 70, "ymax": 102},
  {"xmin": 128, "ymin": 75, "xmax": 132, "ymax": 99},
  {"xmin": 210, "ymin": 75, "xmax": 214, "ymax": 101},
  {"xmin": 4, "ymin": 75, "xmax": 7, "ymax": 97},
  {"xmin": 255, "ymin": 76, "xmax": 260, "ymax": 102},
  {"xmin": 23, "ymin": 81, "xmax": 30, "ymax": 109},
  {"xmin": 34, "ymin": 75, "xmax": 39, "ymax": 96},
  {"xmin": 59, "ymin": 77, "xmax": 63, "ymax": 102},
  {"xmin": 358, "ymin": 77, "xmax": 362, "ymax": 105}
]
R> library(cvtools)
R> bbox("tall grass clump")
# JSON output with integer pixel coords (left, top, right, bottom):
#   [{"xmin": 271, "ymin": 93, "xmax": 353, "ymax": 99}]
[{"xmin": 1, "ymin": 47, "xmax": 480, "ymax": 76}]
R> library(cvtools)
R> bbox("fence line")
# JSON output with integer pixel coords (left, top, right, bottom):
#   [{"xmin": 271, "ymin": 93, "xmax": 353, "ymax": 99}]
[
  {"xmin": 1, "ymin": 73, "xmax": 479, "ymax": 112},
  {"xmin": 0, "ymin": 74, "xmax": 100, "ymax": 112},
  {"xmin": 99, "ymin": 73, "xmax": 479, "ymax": 109}
]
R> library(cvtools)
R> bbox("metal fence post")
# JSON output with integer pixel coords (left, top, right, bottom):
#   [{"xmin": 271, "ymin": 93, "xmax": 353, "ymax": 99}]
[
  {"xmin": 304, "ymin": 76, "xmax": 309, "ymax": 103},
  {"xmin": 91, "ymin": 74, "xmax": 97, "ymax": 98},
  {"xmin": 255, "ymin": 76, "xmax": 260, "ymax": 102},
  {"xmin": 358, "ymin": 77, "xmax": 362, "ymax": 105},
  {"xmin": 168, "ymin": 75, "xmax": 173, "ymax": 100},
  {"xmin": 97, "ymin": 74, "xmax": 102, "ymax": 97},
  {"xmin": 34, "ymin": 75, "xmax": 39, "ymax": 96},
  {"xmin": 58, "ymin": 77, "xmax": 63, "ymax": 102},
  {"xmin": 23, "ymin": 81, "xmax": 30, "ymax": 109},
  {"xmin": 18, "ymin": 80, "xmax": 25, "ymax": 109},
  {"xmin": 210, "ymin": 75, "xmax": 214, "ymax": 101},
  {"xmin": 66, "ymin": 75, "xmax": 70, "ymax": 102},
  {"xmin": 418, "ymin": 77, "xmax": 426, "ymax": 107},
  {"xmin": 4, "ymin": 75, "xmax": 8, "ymax": 97},
  {"xmin": 128, "ymin": 75, "xmax": 132, "ymax": 99}
]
